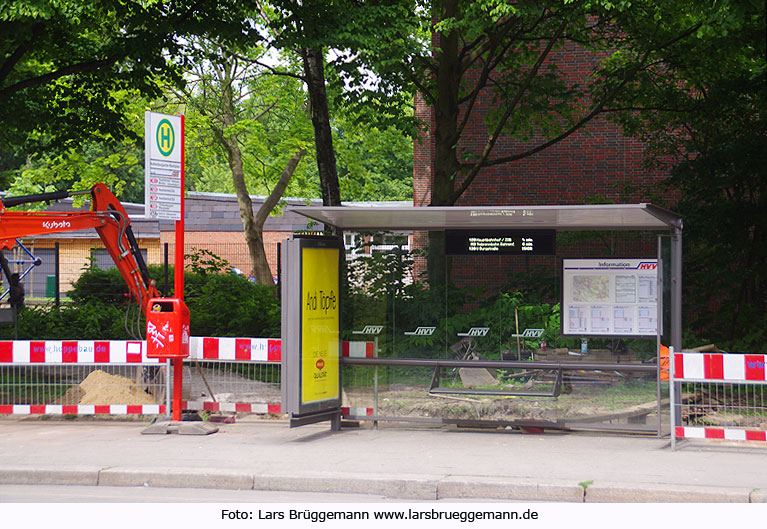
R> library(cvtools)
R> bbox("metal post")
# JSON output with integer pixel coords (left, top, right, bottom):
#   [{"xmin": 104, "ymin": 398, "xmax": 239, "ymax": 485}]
[
  {"xmin": 671, "ymin": 225, "xmax": 683, "ymax": 351},
  {"xmin": 669, "ymin": 346, "xmax": 677, "ymax": 450},
  {"xmin": 172, "ymin": 114, "xmax": 185, "ymax": 423},
  {"xmin": 54, "ymin": 242, "xmax": 60, "ymax": 307},
  {"xmin": 166, "ymin": 359, "xmax": 172, "ymax": 415},
  {"xmin": 656, "ymin": 235, "xmax": 663, "ymax": 438},
  {"xmin": 373, "ymin": 336, "xmax": 379, "ymax": 430},
  {"xmin": 163, "ymin": 243, "xmax": 169, "ymax": 297}
]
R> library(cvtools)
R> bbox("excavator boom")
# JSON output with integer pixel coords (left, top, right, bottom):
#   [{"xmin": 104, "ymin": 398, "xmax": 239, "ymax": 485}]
[{"xmin": 0, "ymin": 184, "xmax": 160, "ymax": 313}]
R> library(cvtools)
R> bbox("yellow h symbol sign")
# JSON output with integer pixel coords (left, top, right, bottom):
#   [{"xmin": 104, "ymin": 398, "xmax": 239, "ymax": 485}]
[{"xmin": 156, "ymin": 119, "xmax": 175, "ymax": 156}]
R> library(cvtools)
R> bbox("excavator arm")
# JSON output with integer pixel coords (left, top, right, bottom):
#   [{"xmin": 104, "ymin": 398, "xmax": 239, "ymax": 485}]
[{"xmin": 0, "ymin": 184, "xmax": 160, "ymax": 314}]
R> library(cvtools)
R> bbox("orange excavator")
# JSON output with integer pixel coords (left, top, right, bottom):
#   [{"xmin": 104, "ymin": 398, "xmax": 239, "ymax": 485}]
[{"xmin": 0, "ymin": 184, "xmax": 161, "ymax": 326}]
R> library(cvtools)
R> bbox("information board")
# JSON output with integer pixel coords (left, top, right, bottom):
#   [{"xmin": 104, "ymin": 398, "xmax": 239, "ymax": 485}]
[
  {"xmin": 145, "ymin": 112, "xmax": 183, "ymax": 220},
  {"xmin": 445, "ymin": 229, "xmax": 556, "ymax": 255},
  {"xmin": 562, "ymin": 259, "xmax": 659, "ymax": 337}
]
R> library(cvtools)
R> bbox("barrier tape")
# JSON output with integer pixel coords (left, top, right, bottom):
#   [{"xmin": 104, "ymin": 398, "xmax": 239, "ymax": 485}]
[{"xmin": 0, "ymin": 337, "xmax": 376, "ymax": 364}]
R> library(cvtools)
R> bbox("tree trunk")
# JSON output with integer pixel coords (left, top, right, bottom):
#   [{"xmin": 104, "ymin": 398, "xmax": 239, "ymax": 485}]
[
  {"xmin": 301, "ymin": 46, "xmax": 342, "ymax": 207},
  {"xmin": 216, "ymin": 75, "xmax": 304, "ymax": 286},
  {"xmin": 252, "ymin": 149, "xmax": 306, "ymax": 284},
  {"xmin": 427, "ymin": 0, "xmax": 461, "ymax": 288}
]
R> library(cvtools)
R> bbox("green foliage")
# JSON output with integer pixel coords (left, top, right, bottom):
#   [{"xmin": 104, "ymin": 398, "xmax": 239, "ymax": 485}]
[
  {"xmin": 184, "ymin": 248, "xmax": 232, "ymax": 276},
  {"xmin": 1, "ymin": 302, "xmax": 129, "ymax": 340},
  {"xmin": 68, "ymin": 267, "xmax": 133, "ymax": 306},
  {"xmin": 1, "ymin": 252, "xmax": 281, "ymax": 339},
  {"xmin": 183, "ymin": 274, "xmax": 280, "ymax": 338},
  {"xmin": 610, "ymin": 0, "xmax": 766, "ymax": 347},
  {"xmin": 0, "ymin": 1, "xmax": 255, "ymax": 154}
]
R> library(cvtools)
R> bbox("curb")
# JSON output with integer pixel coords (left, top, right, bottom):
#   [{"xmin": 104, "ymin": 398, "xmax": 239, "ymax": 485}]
[
  {"xmin": 98, "ymin": 468, "xmax": 254, "ymax": 490},
  {"xmin": 0, "ymin": 467, "xmax": 762, "ymax": 503},
  {"xmin": 253, "ymin": 473, "xmax": 439, "ymax": 500},
  {"xmin": 0, "ymin": 466, "xmax": 100, "ymax": 487},
  {"xmin": 584, "ymin": 481, "xmax": 753, "ymax": 503},
  {"xmin": 437, "ymin": 476, "xmax": 583, "ymax": 502}
]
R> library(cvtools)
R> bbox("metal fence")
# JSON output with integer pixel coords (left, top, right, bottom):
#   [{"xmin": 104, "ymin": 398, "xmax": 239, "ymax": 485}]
[
  {"xmin": 2, "ymin": 336, "xmax": 667, "ymax": 436},
  {"xmin": 0, "ymin": 338, "xmax": 283, "ymax": 417},
  {"xmin": 8, "ymin": 239, "xmax": 262, "ymax": 301},
  {"xmin": 670, "ymin": 349, "xmax": 767, "ymax": 448}
]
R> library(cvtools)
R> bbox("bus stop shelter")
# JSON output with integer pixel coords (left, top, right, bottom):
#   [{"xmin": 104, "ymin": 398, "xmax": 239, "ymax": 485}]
[
  {"xmin": 293, "ymin": 203, "xmax": 683, "ymax": 350},
  {"xmin": 289, "ymin": 203, "xmax": 683, "ymax": 434}
]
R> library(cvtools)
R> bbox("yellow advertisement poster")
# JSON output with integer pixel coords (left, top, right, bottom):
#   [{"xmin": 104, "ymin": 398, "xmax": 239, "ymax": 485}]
[{"xmin": 301, "ymin": 247, "xmax": 340, "ymax": 404}]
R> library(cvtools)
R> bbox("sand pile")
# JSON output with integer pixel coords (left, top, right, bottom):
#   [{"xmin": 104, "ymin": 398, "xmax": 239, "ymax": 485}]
[{"xmin": 58, "ymin": 369, "xmax": 157, "ymax": 406}]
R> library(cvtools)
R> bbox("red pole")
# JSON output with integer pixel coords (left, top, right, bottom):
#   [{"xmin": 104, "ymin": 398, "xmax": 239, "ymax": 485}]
[{"xmin": 172, "ymin": 115, "xmax": 185, "ymax": 422}]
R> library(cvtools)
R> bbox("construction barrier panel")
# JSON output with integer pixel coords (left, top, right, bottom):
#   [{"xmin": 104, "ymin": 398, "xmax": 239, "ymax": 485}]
[
  {"xmin": 0, "ymin": 338, "xmax": 375, "ymax": 418},
  {"xmin": 670, "ymin": 349, "xmax": 767, "ymax": 448}
]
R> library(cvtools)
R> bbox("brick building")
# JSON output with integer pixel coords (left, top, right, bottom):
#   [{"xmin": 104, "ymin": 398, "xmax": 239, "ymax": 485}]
[{"xmin": 412, "ymin": 42, "xmax": 670, "ymax": 293}]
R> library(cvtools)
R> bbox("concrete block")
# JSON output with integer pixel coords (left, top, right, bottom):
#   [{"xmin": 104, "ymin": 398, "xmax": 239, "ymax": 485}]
[
  {"xmin": 585, "ymin": 482, "xmax": 752, "ymax": 503},
  {"xmin": 98, "ymin": 467, "xmax": 253, "ymax": 490},
  {"xmin": 438, "ymin": 477, "xmax": 584, "ymax": 502},
  {"xmin": 0, "ymin": 466, "xmax": 99, "ymax": 486}
]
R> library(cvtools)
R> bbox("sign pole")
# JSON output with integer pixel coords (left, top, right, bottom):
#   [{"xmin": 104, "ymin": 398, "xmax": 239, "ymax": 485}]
[
  {"xmin": 143, "ymin": 112, "xmax": 215, "ymax": 435},
  {"xmin": 172, "ymin": 115, "xmax": 185, "ymax": 422}
]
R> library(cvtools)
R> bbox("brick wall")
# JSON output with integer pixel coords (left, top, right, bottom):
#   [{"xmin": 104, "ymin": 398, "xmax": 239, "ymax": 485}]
[
  {"xmin": 413, "ymin": 41, "xmax": 669, "ymax": 293},
  {"xmin": 161, "ymin": 230, "xmax": 292, "ymax": 281}
]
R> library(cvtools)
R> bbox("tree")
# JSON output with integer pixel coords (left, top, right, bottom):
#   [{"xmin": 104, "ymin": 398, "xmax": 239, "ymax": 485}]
[
  {"xmin": 611, "ymin": 0, "xmax": 766, "ymax": 346},
  {"xmin": 335, "ymin": 0, "xmax": 751, "ymax": 284},
  {"xmin": 181, "ymin": 40, "xmax": 312, "ymax": 284},
  {"xmin": 254, "ymin": 1, "xmax": 419, "ymax": 207},
  {"xmin": 0, "ymin": 0, "xmax": 254, "ymax": 163}
]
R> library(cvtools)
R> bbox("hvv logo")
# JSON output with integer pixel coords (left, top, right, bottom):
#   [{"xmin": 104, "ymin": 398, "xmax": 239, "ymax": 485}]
[
  {"xmin": 638, "ymin": 262, "xmax": 658, "ymax": 270},
  {"xmin": 404, "ymin": 326, "xmax": 436, "ymax": 336}
]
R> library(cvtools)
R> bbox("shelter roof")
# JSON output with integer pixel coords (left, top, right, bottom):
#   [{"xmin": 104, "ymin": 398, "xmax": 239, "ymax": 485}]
[{"xmin": 292, "ymin": 203, "xmax": 682, "ymax": 231}]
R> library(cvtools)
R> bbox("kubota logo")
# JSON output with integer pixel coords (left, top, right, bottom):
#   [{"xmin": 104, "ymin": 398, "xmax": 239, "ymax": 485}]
[
  {"xmin": 404, "ymin": 326, "xmax": 436, "ymax": 336},
  {"xmin": 42, "ymin": 220, "xmax": 71, "ymax": 229},
  {"xmin": 315, "ymin": 359, "xmax": 325, "ymax": 370}
]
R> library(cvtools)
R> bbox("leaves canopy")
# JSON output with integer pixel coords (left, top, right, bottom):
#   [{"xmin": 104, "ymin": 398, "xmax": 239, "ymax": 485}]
[{"xmin": 0, "ymin": 0, "xmax": 255, "ymax": 156}]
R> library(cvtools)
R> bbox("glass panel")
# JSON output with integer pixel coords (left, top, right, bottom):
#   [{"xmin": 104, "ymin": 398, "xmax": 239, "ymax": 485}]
[{"xmin": 342, "ymin": 229, "xmax": 662, "ymax": 430}]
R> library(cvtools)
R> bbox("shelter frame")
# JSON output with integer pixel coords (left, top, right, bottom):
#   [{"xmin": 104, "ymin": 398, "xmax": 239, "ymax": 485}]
[{"xmin": 293, "ymin": 203, "xmax": 683, "ymax": 434}]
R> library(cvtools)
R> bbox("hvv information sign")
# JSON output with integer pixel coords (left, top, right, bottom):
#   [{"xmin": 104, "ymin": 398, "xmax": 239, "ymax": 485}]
[
  {"xmin": 562, "ymin": 259, "xmax": 659, "ymax": 337},
  {"xmin": 145, "ymin": 112, "xmax": 183, "ymax": 220}
]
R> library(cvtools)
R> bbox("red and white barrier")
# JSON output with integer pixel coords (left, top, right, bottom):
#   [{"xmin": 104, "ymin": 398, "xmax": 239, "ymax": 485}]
[
  {"xmin": 0, "ymin": 404, "xmax": 166, "ymax": 416},
  {"xmin": 671, "ymin": 351, "xmax": 767, "ymax": 446},
  {"xmin": 674, "ymin": 426, "xmax": 767, "ymax": 442},
  {"xmin": 190, "ymin": 337, "xmax": 282, "ymax": 362},
  {"xmin": 0, "ymin": 338, "xmax": 376, "ymax": 417},
  {"xmin": 341, "ymin": 406, "xmax": 374, "ymax": 417},
  {"xmin": 0, "ymin": 340, "xmax": 157, "ymax": 364},
  {"xmin": 342, "ymin": 341, "xmax": 376, "ymax": 358},
  {"xmin": 673, "ymin": 353, "xmax": 766, "ymax": 382}
]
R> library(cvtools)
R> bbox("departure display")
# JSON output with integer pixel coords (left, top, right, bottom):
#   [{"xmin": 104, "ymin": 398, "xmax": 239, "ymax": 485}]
[{"xmin": 445, "ymin": 230, "xmax": 556, "ymax": 255}]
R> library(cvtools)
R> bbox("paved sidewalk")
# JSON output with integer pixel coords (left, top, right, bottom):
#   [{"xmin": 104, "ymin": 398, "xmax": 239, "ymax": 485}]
[{"xmin": 1, "ymin": 416, "xmax": 766, "ymax": 502}]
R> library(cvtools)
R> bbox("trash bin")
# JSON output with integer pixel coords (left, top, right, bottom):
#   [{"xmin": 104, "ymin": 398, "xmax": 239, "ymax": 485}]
[{"xmin": 146, "ymin": 297, "xmax": 190, "ymax": 358}]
